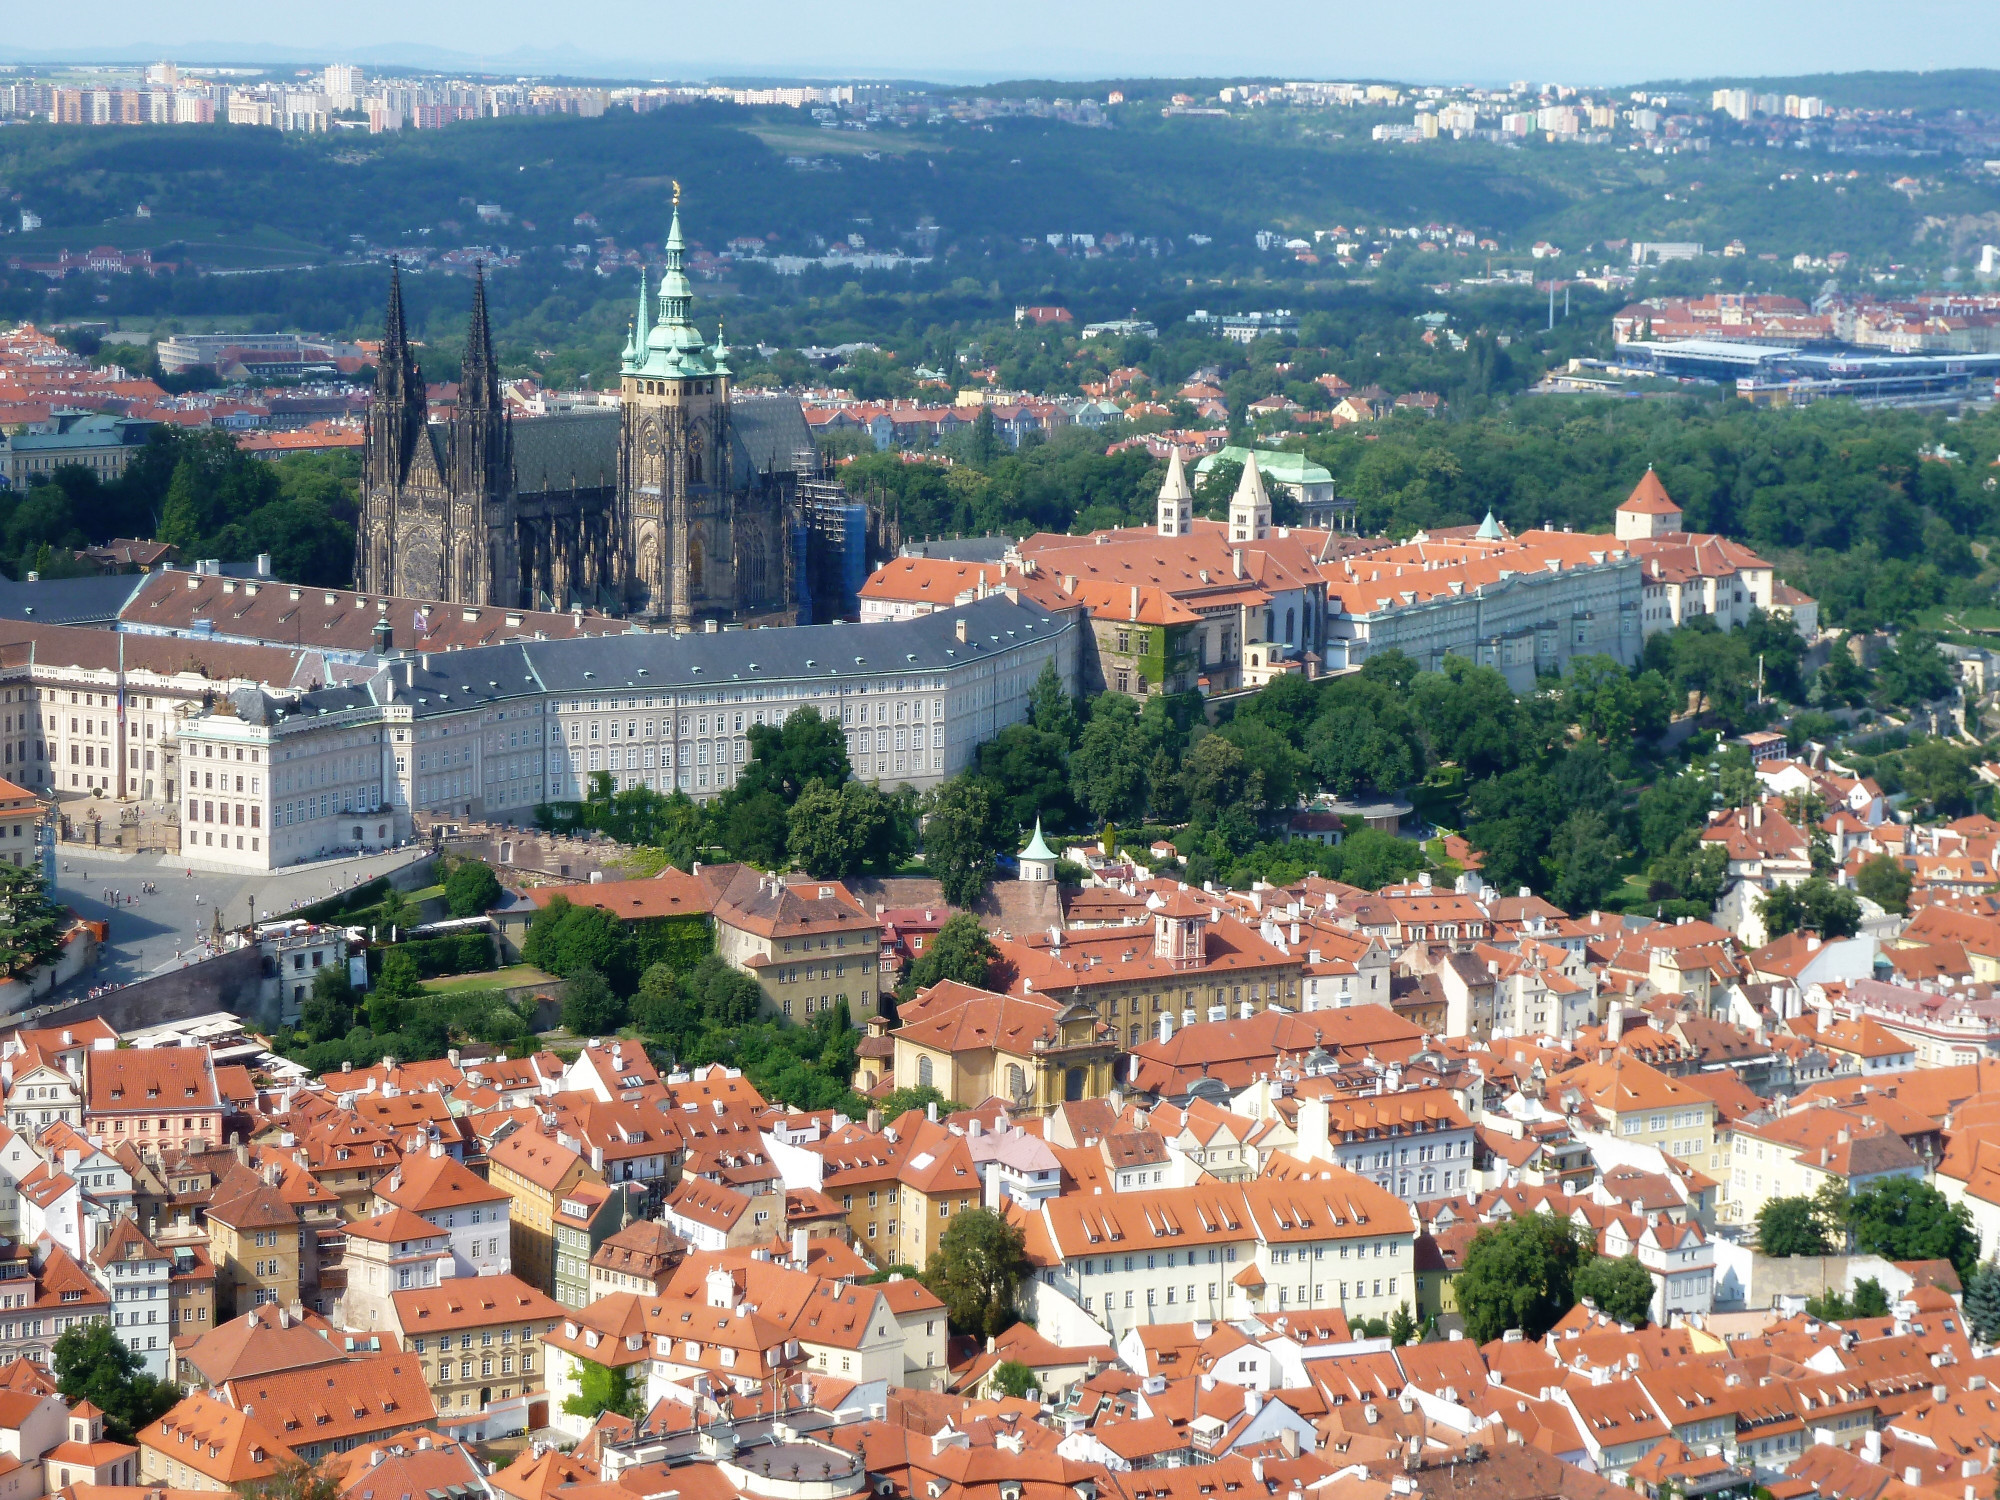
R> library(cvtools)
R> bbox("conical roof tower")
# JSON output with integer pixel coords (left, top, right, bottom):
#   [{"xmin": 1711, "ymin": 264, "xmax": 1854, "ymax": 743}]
[
  {"xmin": 1229, "ymin": 451, "xmax": 1272, "ymax": 541},
  {"xmin": 624, "ymin": 187, "xmax": 717, "ymax": 380},
  {"xmin": 1157, "ymin": 447, "xmax": 1193, "ymax": 536}
]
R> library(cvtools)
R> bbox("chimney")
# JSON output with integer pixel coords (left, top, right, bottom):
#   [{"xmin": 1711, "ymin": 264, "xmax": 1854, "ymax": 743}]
[
  {"xmin": 1130, "ymin": 585, "xmax": 1141, "ymax": 620},
  {"xmin": 955, "ymin": 618, "xmax": 968, "ymax": 643},
  {"xmin": 1232, "ymin": 550, "xmax": 1245, "ymax": 579}
]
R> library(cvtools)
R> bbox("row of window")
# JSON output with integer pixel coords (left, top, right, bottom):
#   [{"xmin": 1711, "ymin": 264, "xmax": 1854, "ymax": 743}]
[{"xmin": 189, "ymin": 801, "xmax": 261, "ymax": 827}]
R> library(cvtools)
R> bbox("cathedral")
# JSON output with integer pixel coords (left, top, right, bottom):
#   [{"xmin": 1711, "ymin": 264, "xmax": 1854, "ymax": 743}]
[{"xmin": 354, "ymin": 196, "xmax": 813, "ymax": 626}]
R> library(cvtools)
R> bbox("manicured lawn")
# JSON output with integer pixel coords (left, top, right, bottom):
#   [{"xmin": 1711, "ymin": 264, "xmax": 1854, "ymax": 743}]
[{"xmin": 422, "ymin": 964, "xmax": 557, "ymax": 995}]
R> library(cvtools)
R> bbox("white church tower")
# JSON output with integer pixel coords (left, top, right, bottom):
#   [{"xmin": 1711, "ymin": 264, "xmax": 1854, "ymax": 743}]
[
  {"xmin": 1229, "ymin": 452, "xmax": 1272, "ymax": 542},
  {"xmin": 1156, "ymin": 447, "xmax": 1192, "ymax": 537}
]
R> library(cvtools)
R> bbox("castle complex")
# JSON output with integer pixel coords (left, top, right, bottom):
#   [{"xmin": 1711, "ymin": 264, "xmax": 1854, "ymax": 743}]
[{"xmin": 354, "ymin": 194, "xmax": 810, "ymax": 626}]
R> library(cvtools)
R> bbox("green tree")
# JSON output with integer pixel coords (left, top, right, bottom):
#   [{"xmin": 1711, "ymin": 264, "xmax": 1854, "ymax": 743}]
[
  {"xmin": 1549, "ymin": 811, "xmax": 1621, "ymax": 914},
  {"xmin": 973, "ymin": 723, "xmax": 1074, "ymax": 834},
  {"xmin": 1649, "ymin": 830, "xmax": 1730, "ymax": 907},
  {"xmin": 789, "ymin": 778, "xmax": 862, "ymax": 878},
  {"xmin": 235, "ymin": 1458, "xmax": 343, "ymax": 1500},
  {"xmin": 1573, "ymin": 1255, "xmax": 1656, "ymax": 1327},
  {"xmin": 1964, "ymin": 1261, "xmax": 2000, "ymax": 1343},
  {"xmin": 876, "ymin": 1084, "xmax": 967, "ymax": 1120},
  {"xmin": 788, "ymin": 778, "xmax": 898, "ymax": 878},
  {"xmin": 898, "ymin": 912, "xmax": 998, "ymax": 1002},
  {"xmin": 1329, "ymin": 829, "xmax": 1427, "ymax": 890},
  {"xmin": 1876, "ymin": 631, "xmax": 1955, "ymax": 711},
  {"xmin": 1387, "ymin": 1302, "xmax": 1417, "ymax": 1347},
  {"xmin": 1716, "ymin": 745, "xmax": 1761, "ymax": 809},
  {"xmin": 1452, "ymin": 1213, "xmax": 1592, "ymax": 1343},
  {"xmin": 1857, "ymin": 852, "xmax": 1913, "ymax": 914},
  {"xmin": 560, "ymin": 966, "xmax": 627, "ymax": 1036},
  {"xmin": 1182, "ymin": 734, "xmax": 1258, "ymax": 850},
  {"xmin": 685, "ymin": 954, "xmax": 765, "ymax": 1026},
  {"xmin": 1814, "ymin": 642, "xmax": 1874, "ymax": 708},
  {"xmin": 736, "ymin": 708, "xmax": 851, "ymax": 804},
  {"xmin": 1850, "ymin": 1277, "xmax": 1891, "ymax": 1318},
  {"xmin": 923, "ymin": 776, "xmax": 998, "ymax": 908},
  {"xmin": 1844, "ymin": 1176, "xmax": 1980, "ymax": 1275},
  {"xmin": 1564, "ymin": 655, "xmax": 1671, "ymax": 747},
  {"xmin": 1028, "ymin": 660, "xmax": 1079, "ymax": 747},
  {"xmin": 921, "ymin": 1206, "xmax": 1030, "ymax": 1340},
  {"xmin": 521, "ymin": 896, "xmax": 638, "ymax": 992},
  {"xmin": 376, "ymin": 948, "xmax": 423, "ymax": 999},
  {"xmin": 52, "ymin": 1321, "xmax": 180, "ymax": 1443},
  {"xmin": 443, "ymin": 860, "xmax": 502, "ymax": 918},
  {"xmin": 299, "ymin": 964, "xmax": 355, "ymax": 1042},
  {"xmin": 1638, "ymin": 771, "xmax": 1719, "ymax": 861},
  {"xmin": 560, "ymin": 1358, "xmax": 644, "ymax": 1420},
  {"xmin": 1071, "ymin": 706, "xmax": 1147, "ymax": 826},
  {"xmin": 1757, "ymin": 878, "xmax": 1861, "ymax": 941},
  {"xmin": 1218, "ymin": 717, "xmax": 1309, "ymax": 817},
  {"xmin": 989, "ymin": 1360, "xmax": 1038, "ymax": 1400},
  {"xmin": 1756, "ymin": 1195, "xmax": 1836, "ymax": 1258},
  {"xmin": 375, "ymin": 886, "xmax": 419, "ymax": 937},
  {"xmin": 1900, "ymin": 739, "xmax": 1978, "ymax": 817},
  {"xmin": 632, "ymin": 961, "xmax": 693, "ymax": 1036},
  {"xmin": 0, "ymin": 865, "xmax": 68, "ymax": 978}
]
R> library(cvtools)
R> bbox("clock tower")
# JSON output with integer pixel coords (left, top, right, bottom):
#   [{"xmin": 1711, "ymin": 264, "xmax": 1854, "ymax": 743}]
[{"xmin": 618, "ymin": 185, "xmax": 732, "ymax": 629}]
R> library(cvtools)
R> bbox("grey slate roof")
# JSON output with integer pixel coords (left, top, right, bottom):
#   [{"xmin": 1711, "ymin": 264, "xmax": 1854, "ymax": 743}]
[
  {"xmin": 900, "ymin": 537, "xmax": 1013, "ymax": 564},
  {"xmin": 286, "ymin": 592, "xmax": 1073, "ymax": 723},
  {"xmin": 513, "ymin": 411, "xmax": 620, "ymax": 496},
  {"xmin": 0, "ymin": 573, "xmax": 146, "ymax": 625},
  {"xmin": 729, "ymin": 396, "xmax": 812, "ymax": 481}
]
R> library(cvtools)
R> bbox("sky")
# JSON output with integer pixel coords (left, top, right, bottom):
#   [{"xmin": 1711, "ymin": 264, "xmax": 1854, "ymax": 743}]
[{"xmin": 5, "ymin": 0, "xmax": 1998, "ymax": 85}]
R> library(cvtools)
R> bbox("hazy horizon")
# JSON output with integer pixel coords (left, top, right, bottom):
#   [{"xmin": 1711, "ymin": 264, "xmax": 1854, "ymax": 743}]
[{"xmin": 4, "ymin": 0, "xmax": 1997, "ymax": 89}]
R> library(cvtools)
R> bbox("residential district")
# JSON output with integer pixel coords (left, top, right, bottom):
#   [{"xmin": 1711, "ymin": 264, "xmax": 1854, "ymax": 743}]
[
  {"xmin": 2, "ymin": 62, "xmax": 1994, "ymax": 164},
  {"xmin": 17, "ymin": 635, "xmax": 2000, "ymax": 1500}
]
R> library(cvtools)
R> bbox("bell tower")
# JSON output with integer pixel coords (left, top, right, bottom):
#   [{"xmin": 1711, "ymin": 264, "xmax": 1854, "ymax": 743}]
[
  {"xmin": 1229, "ymin": 452, "xmax": 1272, "ymax": 542},
  {"xmin": 357, "ymin": 260, "xmax": 427, "ymax": 594},
  {"xmin": 618, "ymin": 184, "xmax": 731, "ymax": 629},
  {"xmin": 449, "ymin": 264, "xmax": 513, "ymax": 605},
  {"xmin": 1156, "ymin": 447, "xmax": 1192, "ymax": 537}
]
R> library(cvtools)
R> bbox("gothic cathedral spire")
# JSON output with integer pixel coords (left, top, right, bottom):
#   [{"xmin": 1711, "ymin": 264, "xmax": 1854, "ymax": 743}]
[
  {"xmin": 460, "ymin": 262, "xmax": 501, "ymax": 412},
  {"xmin": 371, "ymin": 258, "xmax": 427, "ymax": 488},
  {"xmin": 378, "ymin": 259, "xmax": 423, "ymax": 406}
]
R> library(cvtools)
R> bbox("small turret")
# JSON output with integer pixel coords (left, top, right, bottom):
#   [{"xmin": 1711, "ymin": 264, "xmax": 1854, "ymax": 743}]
[{"xmin": 1018, "ymin": 818, "xmax": 1057, "ymax": 884}]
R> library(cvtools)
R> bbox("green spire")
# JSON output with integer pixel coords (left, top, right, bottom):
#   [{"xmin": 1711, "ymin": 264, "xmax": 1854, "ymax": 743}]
[
  {"xmin": 711, "ymin": 313, "xmax": 731, "ymax": 378},
  {"xmin": 625, "ymin": 181, "xmax": 714, "ymax": 378},
  {"xmin": 1020, "ymin": 817, "xmax": 1056, "ymax": 862}
]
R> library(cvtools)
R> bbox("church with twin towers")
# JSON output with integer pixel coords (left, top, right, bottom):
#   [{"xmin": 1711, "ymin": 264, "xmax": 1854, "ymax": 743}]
[{"xmin": 354, "ymin": 193, "xmax": 816, "ymax": 627}]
